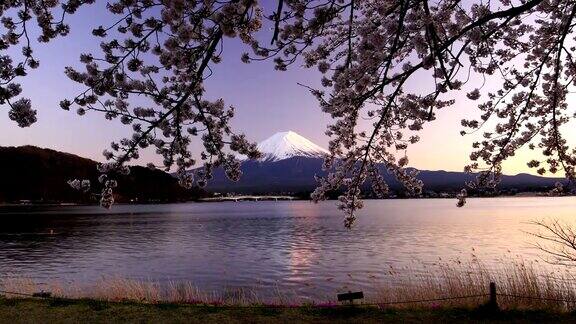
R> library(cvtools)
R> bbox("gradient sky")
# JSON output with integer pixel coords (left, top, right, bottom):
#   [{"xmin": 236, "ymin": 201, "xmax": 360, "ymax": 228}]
[{"xmin": 0, "ymin": 2, "xmax": 564, "ymax": 176}]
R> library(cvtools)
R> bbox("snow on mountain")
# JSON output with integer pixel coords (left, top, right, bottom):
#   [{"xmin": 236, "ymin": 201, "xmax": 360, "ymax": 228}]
[{"xmin": 252, "ymin": 131, "xmax": 329, "ymax": 162}]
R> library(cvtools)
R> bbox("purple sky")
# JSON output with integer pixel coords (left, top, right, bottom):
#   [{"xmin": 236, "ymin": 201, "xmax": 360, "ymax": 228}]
[{"xmin": 0, "ymin": 2, "xmax": 551, "ymax": 175}]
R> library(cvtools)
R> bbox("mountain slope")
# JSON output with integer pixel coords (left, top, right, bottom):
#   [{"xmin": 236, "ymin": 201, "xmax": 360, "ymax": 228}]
[
  {"xmin": 249, "ymin": 131, "xmax": 329, "ymax": 162},
  {"xmin": 209, "ymin": 156, "xmax": 324, "ymax": 194},
  {"xmin": 0, "ymin": 146, "xmax": 204, "ymax": 203},
  {"xmin": 206, "ymin": 156, "xmax": 563, "ymax": 194},
  {"xmin": 205, "ymin": 132, "xmax": 564, "ymax": 194}
]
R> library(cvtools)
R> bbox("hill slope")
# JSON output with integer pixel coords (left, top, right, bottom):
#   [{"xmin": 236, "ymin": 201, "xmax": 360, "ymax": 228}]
[{"xmin": 0, "ymin": 146, "xmax": 203, "ymax": 203}]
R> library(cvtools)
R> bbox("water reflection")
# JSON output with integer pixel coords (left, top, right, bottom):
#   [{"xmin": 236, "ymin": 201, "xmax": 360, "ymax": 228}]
[
  {"xmin": 286, "ymin": 204, "xmax": 321, "ymax": 282},
  {"xmin": 1, "ymin": 198, "xmax": 576, "ymax": 297}
]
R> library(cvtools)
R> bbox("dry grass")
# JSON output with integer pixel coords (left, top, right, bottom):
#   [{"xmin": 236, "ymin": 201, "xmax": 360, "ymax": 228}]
[
  {"xmin": 0, "ymin": 276, "xmax": 298, "ymax": 306},
  {"xmin": 2, "ymin": 259, "xmax": 576, "ymax": 311},
  {"xmin": 371, "ymin": 258, "xmax": 576, "ymax": 311}
]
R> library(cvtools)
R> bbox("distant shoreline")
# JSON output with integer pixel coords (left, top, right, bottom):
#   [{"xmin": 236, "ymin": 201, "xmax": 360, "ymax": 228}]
[{"xmin": 1, "ymin": 192, "xmax": 573, "ymax": 207}]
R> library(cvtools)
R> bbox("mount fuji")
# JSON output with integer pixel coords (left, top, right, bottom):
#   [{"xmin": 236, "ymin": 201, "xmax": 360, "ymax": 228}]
[
  {"xmin": 241, "ymin": 131, "xmax": 329, "ymax": 162},
  {"xmin": 205, "ymin": 131, "xmax": 564, "ymax": 195}
]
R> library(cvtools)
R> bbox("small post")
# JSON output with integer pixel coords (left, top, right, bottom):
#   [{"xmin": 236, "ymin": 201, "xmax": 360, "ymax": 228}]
[
  {"xmin": 488, "ymin": 282, "xmax": 498, "ymax": 311},
  {"xmin": 337, "ymin": 291, "xmax": 364, "ymax": 305},
  {"xmin": 32, "ymin": 291, "xmax": 52, "ymax": 298}
]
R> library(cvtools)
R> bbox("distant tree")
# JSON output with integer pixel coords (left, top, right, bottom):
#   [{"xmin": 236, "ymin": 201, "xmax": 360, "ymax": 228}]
[{"xmin": 2, "ymin": 0, "xmax": 576, "ymax": 227}]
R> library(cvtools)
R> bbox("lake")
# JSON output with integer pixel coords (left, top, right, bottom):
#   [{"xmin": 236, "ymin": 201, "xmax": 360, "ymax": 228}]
[{"xmin": 1, "ymin": 197, "xmax": 576, "ymax": 300}]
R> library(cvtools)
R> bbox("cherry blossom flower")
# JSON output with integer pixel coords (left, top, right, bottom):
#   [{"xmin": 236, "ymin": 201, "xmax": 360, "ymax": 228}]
[{"xmin": 7, "ymin": 0, "xmax": 576, "ymax": 228}]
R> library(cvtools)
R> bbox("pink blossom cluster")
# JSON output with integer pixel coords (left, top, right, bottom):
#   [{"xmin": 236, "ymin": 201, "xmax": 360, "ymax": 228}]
[
  {"xmin": 61, "ymin": 0, "xmax": 261, "ymax": 200},
  {"xmin": 247, "ymin": 0, "xmax": 575, "ymax": 225},
  {"xmin": 5, "ymin": 0, "xmax": 576, "ymax": 227},
  {"xmin": 1, "ymin": 0, "xmax": 94, "ymax": 127}
]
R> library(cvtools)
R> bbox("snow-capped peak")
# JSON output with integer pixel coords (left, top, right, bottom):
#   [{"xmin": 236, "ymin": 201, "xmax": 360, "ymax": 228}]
[{"xmin": 253, "ymin": 131, "xmax": 329, "ymax": 162}]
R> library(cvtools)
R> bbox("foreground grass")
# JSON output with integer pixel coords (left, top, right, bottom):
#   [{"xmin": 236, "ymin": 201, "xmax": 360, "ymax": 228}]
[
  {"xmin": 5, "ymin": 258, "xmax": 576, "ymax": 310},
  {"xmin": 1, "ymin": 298, "xmax": 576, "ymax": 323}
]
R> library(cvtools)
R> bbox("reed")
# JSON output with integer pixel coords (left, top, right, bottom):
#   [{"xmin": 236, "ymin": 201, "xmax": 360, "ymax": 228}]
[
  {"xmin": 2, "ymin": 259, "xmax": 576, "ymax": 311},
  {"xmin": 370, "ymin": 258, "xmax": 576, "ymax": 311}
]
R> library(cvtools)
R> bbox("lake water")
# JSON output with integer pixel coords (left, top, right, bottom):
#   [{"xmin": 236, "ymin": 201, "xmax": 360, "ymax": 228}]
[{"xmin": 1, "ymin": 197, "xmax": 576, "ymax": 299}]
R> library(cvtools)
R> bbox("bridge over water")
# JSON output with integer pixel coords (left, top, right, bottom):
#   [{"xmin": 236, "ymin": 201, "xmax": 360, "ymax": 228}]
[{"xmin": 199, "ymin": 196, "xmax": 295, "ymax": 202}]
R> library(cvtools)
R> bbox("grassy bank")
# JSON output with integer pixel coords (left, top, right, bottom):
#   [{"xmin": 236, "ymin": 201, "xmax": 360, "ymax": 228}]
[
  {"xmin": 4, "ymin": 259, "xmax": 576, "ymax": 323},
  {"xmin": 3, "ymin": 259, "xmax": 576, "ymax": 311},
  {"xmin": 2, "ymin": 298, "xmax": 576, "ymax": 323}
]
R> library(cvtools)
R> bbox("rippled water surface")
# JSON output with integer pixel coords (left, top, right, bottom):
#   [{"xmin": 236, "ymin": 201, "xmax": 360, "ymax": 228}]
[{"xmin": 1, "ymin": 197, "xmax": 576, "ymax": 298}]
